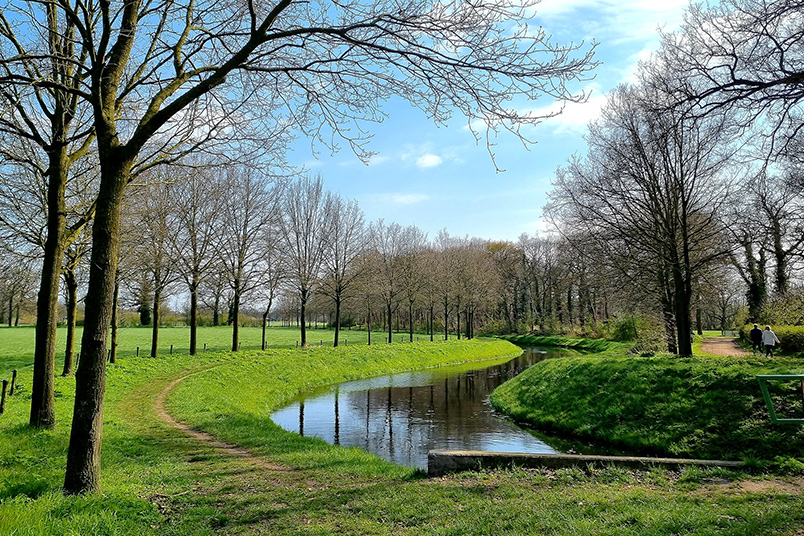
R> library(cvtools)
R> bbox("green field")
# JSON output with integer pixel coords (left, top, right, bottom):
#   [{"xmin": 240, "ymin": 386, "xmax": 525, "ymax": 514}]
[
  {"xmin": 2, "ymin": 329, "xmax": 804, "ymax": 535},
  {"xmin": 0, "ymin": 324, "xmax": 402, "ymax": 380}
]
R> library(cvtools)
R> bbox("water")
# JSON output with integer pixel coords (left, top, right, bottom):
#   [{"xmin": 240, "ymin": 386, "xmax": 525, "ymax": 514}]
[{"xmin": 270, "ymin": 347, "xmax": 573, "ymax": 469}]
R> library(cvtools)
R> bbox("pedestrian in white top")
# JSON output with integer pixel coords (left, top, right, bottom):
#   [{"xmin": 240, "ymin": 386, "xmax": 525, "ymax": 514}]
[{"xmin": 762, "ymin": 326, "xmax": 781, "ymax": 357}]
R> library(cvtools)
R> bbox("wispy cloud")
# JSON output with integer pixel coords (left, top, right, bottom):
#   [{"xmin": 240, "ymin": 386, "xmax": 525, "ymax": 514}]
[
  {"xmin": 518, "ymin": 88, "xmax": 607, "ymax": 135},
  {"xmin": 534, "ymin": 0, "xmax": 687, "ymax": 43},
  {"xmin": 368, "ymin": 154, "xmax": 390, "ymax": 166},
  {"xmin": 372, "ymin": 193, "xmax": 430, "ymax": 205},
  {"xmin": 415, "ymin": 153, "xmax": 443, "ymax": 168}
]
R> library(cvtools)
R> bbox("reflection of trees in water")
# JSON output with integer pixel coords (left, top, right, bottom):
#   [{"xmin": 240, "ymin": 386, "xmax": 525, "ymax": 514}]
[{"xmin": 285, "ymin": 349, "xmax": 556, "ymax": 468}]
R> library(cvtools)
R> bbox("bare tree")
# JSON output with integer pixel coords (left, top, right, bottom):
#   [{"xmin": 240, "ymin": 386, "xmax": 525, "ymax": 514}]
[
  {"xmin": 122, "ymin": 174, "xmax": 182, "ymax": 358},
  {"xmin": 0, "ymin": 5, "xmax": 97, "ymax": 427},
  {"xmin": 168, "ymin": 162, "xmax": 225, "ymax": 355},
  {"xmin": 317, "ymin": 195, "xmax": 367, "ymax": 346},
  {"xmin": 662, "ymin": 0, "xmax": 804, "ymax": 152},
  {"xmin": 280, "ymin": 175, "xmax": 330, "ymax": 348},
  {"xmin": 548, "ymin": 77, "xmax": 736, "ymax": 356},
  {"xmin": 259, "ymin": 230, "xmax": 286, "ymax": 351},
  {"xmin": 61, "ymin": 234, "xmax": 89, "ymax": 375},
  {"xmin": 219, "ymin": 167, "xmax": 283, "ymax": 352},
  {"xmin": 0, "ymin": 0, "xmax": 597, "ymax": 493},
  {"xmin": 397, "ymin": 226, "xmax": 428, "ymax": 342}
]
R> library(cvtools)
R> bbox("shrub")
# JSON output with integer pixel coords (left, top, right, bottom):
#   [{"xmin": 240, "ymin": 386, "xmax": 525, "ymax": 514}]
[{"xmin": 740, "ymin": 324, "xmax": 804, "ymax": 353}]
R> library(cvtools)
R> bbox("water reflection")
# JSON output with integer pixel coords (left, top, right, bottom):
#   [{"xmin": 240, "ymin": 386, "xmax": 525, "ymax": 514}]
[{"xmin": 270, "ymin": 347, "xmax": 566, "ymax": 469}]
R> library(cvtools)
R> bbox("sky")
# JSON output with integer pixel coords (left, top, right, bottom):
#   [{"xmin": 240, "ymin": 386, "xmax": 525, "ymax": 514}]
[{"xmin": 287, "ymin": 0, "xmax": 691, "ymax": 243}]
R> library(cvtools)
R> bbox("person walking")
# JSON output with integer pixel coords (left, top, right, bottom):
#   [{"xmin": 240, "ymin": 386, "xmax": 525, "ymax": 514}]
[
  {"xmin": 750, "ymin": 323, "xmax": 763, "ymax": 355},
  {"xmin": 762, "ymin": 325, "xmax": 781, "ymax": 357}
]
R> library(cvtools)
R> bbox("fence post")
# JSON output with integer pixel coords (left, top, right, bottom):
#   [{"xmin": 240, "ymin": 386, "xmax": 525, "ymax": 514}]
[
  {"xmin": 170, "ymin": 344, "xmax": 173, "ymax": 354},
  {"xmin": 0, "ymin": 380, "xmax": 7, "ymax": 414},
  {"xmin": 204, "ymin": 343, "xmax": 207, "ymax": 352},
  {"xmin": 136, "ymin": 346, "xmax": 139, "ymax": 357},
  {"xmin": 9, "ymin": 370, "xmax": 17, "ymax": 396}
]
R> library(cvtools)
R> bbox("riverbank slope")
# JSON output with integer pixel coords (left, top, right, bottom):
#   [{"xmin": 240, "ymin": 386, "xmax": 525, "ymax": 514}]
[{"xmin": 490, "ymin": 353, "xmax": 804, "ymax": 465}]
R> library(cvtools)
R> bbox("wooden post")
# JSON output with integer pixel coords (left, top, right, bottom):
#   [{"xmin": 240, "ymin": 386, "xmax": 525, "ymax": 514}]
[
  {"xmin": 170, "ymin": 344, "xmax": 173, "ymax": 355},
  {"xmin": 204, "ymin": 343, "xmax": 207, "ymax": 352},
  {"xmin": 0, "ymin": 380, "xmax": 7, "ymax": 414},
  {"xmin": 9, "ymin": 370, "xmax": 16, "ymax": 396},
  {"xmin": 136, "ymin": 346, "xmax": 139, "ymax": 357}
]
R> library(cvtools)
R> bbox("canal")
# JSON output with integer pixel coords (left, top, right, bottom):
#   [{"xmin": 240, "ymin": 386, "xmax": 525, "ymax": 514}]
[{"xmin": 270, "ymin": 347, "xmax": 576, "ymax": 469}]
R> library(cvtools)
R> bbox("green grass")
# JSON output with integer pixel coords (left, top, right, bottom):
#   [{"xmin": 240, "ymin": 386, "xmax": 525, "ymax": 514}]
[
  {"xmin": 167, "ymin": 339, "xmax": 522, "ymax": 476},
  {"xmin": 490, "ymin": 355, "xmax": 804, "ymax": 462},
  {"xmin": 495, "ymin": 333, "xmax": 632, "ymax": 354},
  {"xmin": 2, "ymin": 329, "xmax": 804, "ymax": 535},
  {"xmin": 0, "ymin": 324, "xmax": 395, "ymax": 380}
]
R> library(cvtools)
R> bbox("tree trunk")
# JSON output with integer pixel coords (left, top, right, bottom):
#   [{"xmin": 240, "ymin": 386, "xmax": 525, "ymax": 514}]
[
  {"xmin": 299, "ymin": 291, "xmax": 308, "ymax": 347},
  {"xmin": 333, "ymin": 296, "xmax": 341, "ymax": 347},
  {"xmin": 673, "ymin": 268, "xmax": 693, "ymax": 357},
  {"xmin": 444, "ymin": 300, "xmax": 449, "ymax": 340},
  {"xmin": 366, "ymin": 300, "xmax": 371, "ymax": 346},
  {"xmin": 409, "ymin": 301, "xmax": 414, "ymax": 342},
  {"xmin": 63, "ymin": 269, "xmax": 78, "ymax": 375},
  {"xmin": 189, "ymin": 273, "xmax": 199, "ymax": 355},
  {"xmin": 429, "ymin": 304, "xmax": 434, "ymax": 342},
  {"xmin": 231, "ymin": 281, "xmax": 241, "ymax": 352},
  {"xmin": 387, "ymin": 302, "xmax": 393, "ymax": 343},
  {"xmin": 150, "ymin": 288, "xmax": 161, "ymax": 358},
  {"xmin": 771, "ymin": 219, "xmax": 787, "ymax": 295},
  {"xmin": 456, "ymin": 310, "xmax": 461, "ymax": 340},
  {"xmin": 109, "ymin": 272, "xmax": 119, "ymax": 364},
  {"xmin": 64, "ymin": 156, "xmax": 129, "ymax": 495},
  {"xmin": 30, "ymin": 150, "xmax": 68, "ymax": 428},
  {"xmin": 261, "ymin": 296, "xmax": 273, "ymax": 351}
]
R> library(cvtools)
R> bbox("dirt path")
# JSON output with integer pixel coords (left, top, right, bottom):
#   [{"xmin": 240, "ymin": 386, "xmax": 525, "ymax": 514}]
[
  {"xmin": 153, "ymin": 373, "xmax": 288, "ymax": 471},
  {"xmin": 699, "ymin": 337, "xmax": 750, "ymax": 357}
]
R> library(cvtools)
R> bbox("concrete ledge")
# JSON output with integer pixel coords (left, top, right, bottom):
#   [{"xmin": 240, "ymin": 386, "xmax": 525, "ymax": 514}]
[{"xmin": 427, "ymin": 450, "xmax": 744, "ymax": 476}]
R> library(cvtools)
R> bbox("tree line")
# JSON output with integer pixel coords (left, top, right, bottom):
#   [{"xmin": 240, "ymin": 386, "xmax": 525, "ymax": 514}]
[
  {"xmin": 545, "ymin": 0, "xmax": 804, "ymax": 357},
  {"xmin": 0, "ymin": 0, "xmax": 597, "ymax": 494},
  {"xmin": 0, "ymin": 0, "xmax": 800, "ymax": 497}
]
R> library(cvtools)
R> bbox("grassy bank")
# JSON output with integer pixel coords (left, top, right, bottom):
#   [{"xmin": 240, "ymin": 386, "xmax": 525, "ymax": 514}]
[
  {"xmin": 495, "ymin": 333, "xmax": 630, "ymax": 354},
  {"xmin": 490, "ymin": 355, "xmax": 804, "ymax": 463},
  {"xmin": 2, "ymin": 332, "xmax": 804, "ymax": 535},
  {"xmin": 166, "ymin": 339, "xmax": 521, "ymax": 476}
]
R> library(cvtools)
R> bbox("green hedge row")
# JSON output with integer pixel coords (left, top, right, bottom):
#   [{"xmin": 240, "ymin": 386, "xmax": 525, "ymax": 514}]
[{"xmin": 740, "ymin": 324, "xmax": 804, "ymax": 353}]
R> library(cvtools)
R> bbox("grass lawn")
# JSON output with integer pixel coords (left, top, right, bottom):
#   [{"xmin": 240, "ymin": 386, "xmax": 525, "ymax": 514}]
[
  {"xmin": 1, "ymin": 329, "xmax": 804, "ymax": 535},
  {"xmin": 0, "ymin": 324, "xmax": 397, "ymax": 380},
  {"xmin": 490, "ymin": 354, "xmax": 804, "ymax": 464}
]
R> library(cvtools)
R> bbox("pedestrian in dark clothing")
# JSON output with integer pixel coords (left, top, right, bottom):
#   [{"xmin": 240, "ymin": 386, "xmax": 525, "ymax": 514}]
[{"xmin": 749, "ymin": 323, "xmax": 763, "ymax": 355}]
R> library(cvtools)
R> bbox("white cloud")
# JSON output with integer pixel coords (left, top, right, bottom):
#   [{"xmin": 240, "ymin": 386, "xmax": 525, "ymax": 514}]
[
  {"xmin": 368, "ymin": 154, "xmax": 390, "ymax": 166},
  {"xmin": 373, "ymin": 193, "xmax": 431, "ymax": 205},
  {"xmin": 525, "ymin": 90, "xmax": 608, "ymax": 135},
  {"xmin": 533, "ymin": 0, "xmax": 687, "ymax": 44},
  {"xmin": 415, "ymin": 153, "xmax": 443, "ymax": 168}
]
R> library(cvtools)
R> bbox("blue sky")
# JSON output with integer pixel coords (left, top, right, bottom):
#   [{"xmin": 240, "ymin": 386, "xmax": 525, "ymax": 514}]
[{"xmin": 288, "ymin": 0, "xmax": 690, "ymax": 242}]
